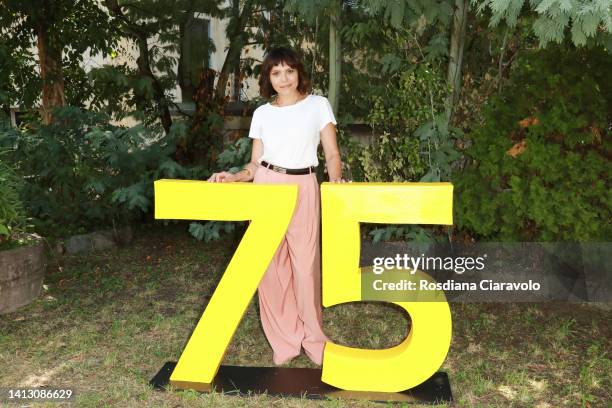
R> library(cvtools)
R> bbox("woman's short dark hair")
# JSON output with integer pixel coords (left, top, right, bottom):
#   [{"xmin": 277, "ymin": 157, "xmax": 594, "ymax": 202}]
[{"xmin": 259, "ymin": 47, "xmax": 310, "ymax": 99}]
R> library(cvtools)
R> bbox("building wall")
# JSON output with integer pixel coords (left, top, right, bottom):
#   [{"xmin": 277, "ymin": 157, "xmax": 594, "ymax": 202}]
[
  {"xmin": 209, "ymin": 15, "xmax": 264, "ymax": 101},
  {"xmin": 83, "ymin": 7, "xmax": 264, "ymax": 107}
]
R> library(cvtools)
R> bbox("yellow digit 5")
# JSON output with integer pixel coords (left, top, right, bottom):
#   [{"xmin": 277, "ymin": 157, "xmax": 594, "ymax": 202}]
[
  {"xmin": 154, "ymin": 180, "xmax": 298, "ymax": 389},
  {"xmin": 321, "ymin": 182, "xmax": 454, "ymax": 392}
]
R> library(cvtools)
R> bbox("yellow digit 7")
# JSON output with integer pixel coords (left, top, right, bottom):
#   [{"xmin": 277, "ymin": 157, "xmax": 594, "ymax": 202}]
[
  {"xmin": 154, "ymin": 180, "xmax": 298, "ymax": 389},
  {"xmin": 321, "ymin": 182, "xmax": 454, "ymax": 392}
]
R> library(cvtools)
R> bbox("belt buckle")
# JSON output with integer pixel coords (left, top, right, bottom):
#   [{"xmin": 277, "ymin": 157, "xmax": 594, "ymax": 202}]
[{"xmin": 274, "ymin": 165, "xmax": 287, "ymax": 174}]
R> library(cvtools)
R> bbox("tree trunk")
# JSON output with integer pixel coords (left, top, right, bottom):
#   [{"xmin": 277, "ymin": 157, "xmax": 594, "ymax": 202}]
[
  {"xmin": 214, "ymin": 0, "xmax": 253, "ymax": 101},
  {"xmin": 135, "ymin": 36, "xmax": 173, "ymax": 134},
  {"xmin": 36, "ymin": 22, "xmax": 65, "ymax": 124},
  {"xmin": 178, "ymin": 13, "xmax": 195, "ymax": 103},
  {"xmin": 328, "ymin": 4, "xmax": 341, "ymax": 115},
  {"xmin": 105, "ymin": 0, "xmax": 173, "ymax": 134},
  {"xmin": 232, "ymin": 59, "xmax": 241, "ymax": 101},
  {"xmin": 445, "ymin": 0, "xmax": 468, "ymax": 125},
  {"xmin": 182, "ymin": 67, "xmax": 219, "ymax": 166},
  {"xmin": 179, "ymin": 1, "xmax": 210, "ymax": 104}
]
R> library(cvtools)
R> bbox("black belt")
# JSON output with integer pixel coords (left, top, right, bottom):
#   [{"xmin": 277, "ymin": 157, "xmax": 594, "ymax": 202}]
[{"xmin": 261, "ymin": 160, "xmax": 316, "ymax": 175}]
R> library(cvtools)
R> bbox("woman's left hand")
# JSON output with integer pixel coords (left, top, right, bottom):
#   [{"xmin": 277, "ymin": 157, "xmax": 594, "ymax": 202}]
[{"xmin": 330, "ymin": 178, "xmax": 348, "ymax": 183}]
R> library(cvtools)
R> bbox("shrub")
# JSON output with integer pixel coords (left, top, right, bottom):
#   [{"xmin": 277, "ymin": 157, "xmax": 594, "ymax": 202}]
[
  {"xmin": 0, "ymin": 107, "xmax": 196, "ymax": 237},
  {"xmin": 344, "ymin": 65, "xmax": 460, "ymax": 243},
  {"xmin": 0, "ymin": 149, "xmax": 26, "ymax": 247},
  {"xmin": 455, "ymin": 46, "xmax": 611, "ymax": 241},
  {"xmin": 188, "ymin": 136, "xmax": 252, "ymax": 242},
  {"xmin": 357, "ymin": 65, "xmax": 443, "ymax": 182}
]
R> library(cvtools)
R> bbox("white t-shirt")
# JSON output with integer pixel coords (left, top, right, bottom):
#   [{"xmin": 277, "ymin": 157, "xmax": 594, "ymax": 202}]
[{"xmin": 248, "ymin": 94, "xmax": 337, "ymax": 168}]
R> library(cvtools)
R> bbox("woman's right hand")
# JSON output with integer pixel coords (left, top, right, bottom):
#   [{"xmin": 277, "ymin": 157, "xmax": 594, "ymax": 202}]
[{"xmin": 207, "ymin": 171, "xmax": 237, "ymax": 183}]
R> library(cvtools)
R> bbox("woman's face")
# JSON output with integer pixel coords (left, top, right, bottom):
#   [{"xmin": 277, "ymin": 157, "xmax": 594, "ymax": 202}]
[{"xmin": 269, "ymin": 62, "xmax": 299, "ymax": 97}]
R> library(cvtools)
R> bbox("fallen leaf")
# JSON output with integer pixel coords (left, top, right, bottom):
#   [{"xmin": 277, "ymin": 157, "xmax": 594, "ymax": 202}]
[
  {"xmin": 507, "ymin": 139, "xmax": 527, "ymax": 158},
  {"xmin": 518, "ymin": 116, "xmax": 540, "ymax": 128}
]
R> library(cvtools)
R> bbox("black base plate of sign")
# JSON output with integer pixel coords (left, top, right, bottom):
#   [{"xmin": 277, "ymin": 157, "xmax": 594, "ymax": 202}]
[{"xmin": 150, "ymin": 362, "xmax": 452, "ymax": 404}]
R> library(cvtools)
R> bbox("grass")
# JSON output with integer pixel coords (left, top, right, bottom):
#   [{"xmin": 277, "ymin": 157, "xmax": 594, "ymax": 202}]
[{"xmin": 0, "ymin": 223, "xmax": 610, "ymax": 407}]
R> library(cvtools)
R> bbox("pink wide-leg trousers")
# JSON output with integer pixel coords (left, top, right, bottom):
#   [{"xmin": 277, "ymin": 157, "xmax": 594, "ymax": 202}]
[{"xmin": 253, "ymin": 165, "xmax": 328, "ymax": 365}]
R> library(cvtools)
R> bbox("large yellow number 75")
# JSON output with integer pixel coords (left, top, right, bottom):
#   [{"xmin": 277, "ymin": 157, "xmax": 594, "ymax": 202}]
[
  {"xmin": 321, "ymin": 183, "xmax": 453, "ymax": 392},
  {"xmin": 154, "ymin": 180, "xmax": 453, "ymax": 393}
]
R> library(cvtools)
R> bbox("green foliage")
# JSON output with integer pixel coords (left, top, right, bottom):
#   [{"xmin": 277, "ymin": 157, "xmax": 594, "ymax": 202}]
[
  {"xmin": 284, "ymin": 1, "xmax": 455, "ymax": 121},
  {"xmin": 414, "ymin": 113, "xmax": 463, "ymax": 182},
  {"xmin": 0, "ymin": 41, "xmax": 39, "ymax": 109},
  {"xmin": 363, "ymin": 0, "xmax": 454, "ymax": 29},
  {"xmin": 455, "ymin": 46, "xmax": 611, "ymax": 241},
  {"xmin": 352, "ymin": 64, "xmax": 460, "ymax": 184},
  {"xmin": 358, "ymin": 131, "xmax": 423, "ymax": 182},
  {"xmin": 0, "ymin": 107, "xmax": 196, "ymax": 237},
  {"xmin": 334, "ymin": 126, "xmax": 366, "ymax": 182},
  {"xmin": 87, "ymin": 64, "xmax": 150, "ymax": 122},
  {"xmin": 216, "ymin": 137, "xmax": 253, "ymax": 172},
  {"xmin": 188, "ymin": 136, "xmax": 252, "ymax": 242},
  {"xmin": 475, "ymin": 0, "xmax": 612, "ymax": 48},
  {"xmin": 189, "ymin": 221, "xmax": 235, "ymax": 242},
  {"xmin": 0, "ymin": 149, "xmax": 26, "ymax": 244},
  {"xmin": 358, "ymin": 66, "xmax": 447, "ymax": 183},
  {"xmin": 0, "ymin": 0, "xmax": 117, "ymax": 110},
  {"xmin": 343, "ymin": 64, "xmax": 460, "ymax": 243}
]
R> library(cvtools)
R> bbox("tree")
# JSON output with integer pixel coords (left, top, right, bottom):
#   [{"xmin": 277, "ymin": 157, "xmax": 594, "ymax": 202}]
[
  {"xmin": 214, "ymin": 0, "xmax": 255, "ymax": 101},
  {"xmin": 285, "ymin": 0, "xmax": 346, "ymax": 115},
  {"xmin": 0, "ymin": 1, "xmax": 114, "ymax": 123},
  {"xmin": 0, "ymin": 37, "xmax": 39, "ymax": 112},
  {"xmin": 475, "ymin": 0, "xmax": 612, "ymax": 48},
  {"xmin": 177, "ymin": 1, "xmax": 223, "ymax": 103},
  {"xmin": 446, "ymin": 0, "xmax": 469, "ymax": 123},
  {"xmin": 103, "ymin": 0, "xmax": 185, "ymax": 134},
  {"xmin": 100, "ymin": 0, "xmax": 280, "ymax": 132},
  {"xmin": 328, "ymin": 2, "xmax": 342, "ymax": 114}
]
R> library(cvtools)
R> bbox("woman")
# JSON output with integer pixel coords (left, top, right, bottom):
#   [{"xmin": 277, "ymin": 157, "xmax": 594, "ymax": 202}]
[{"xmin": 208, "ymin": 47, "xmax": 344, "ymax": 366}]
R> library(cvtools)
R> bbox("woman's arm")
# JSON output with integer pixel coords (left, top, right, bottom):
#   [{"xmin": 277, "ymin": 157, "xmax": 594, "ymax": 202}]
[
  {"xmin": 320, "ymin": 122, "xmax": 345, "ymax": 182},
  {"xmin": 207, "ymin": 138, "xmax": 263, "ymax": 182}
]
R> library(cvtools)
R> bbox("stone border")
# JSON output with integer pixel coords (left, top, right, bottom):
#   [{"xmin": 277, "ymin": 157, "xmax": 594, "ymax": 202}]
[{"xmin": 56, "ymin": 226, "xmax": 134, "ymax": 255}]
